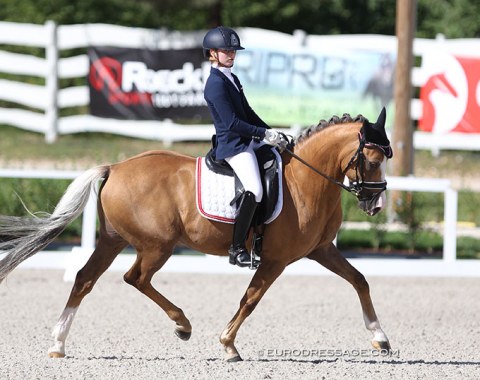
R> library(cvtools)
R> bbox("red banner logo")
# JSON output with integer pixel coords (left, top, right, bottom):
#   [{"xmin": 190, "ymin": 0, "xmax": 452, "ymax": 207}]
[
  {"xmin": 419, "ymin": 55, "xmax": 480, "ymax": 134},
  {"xmin": 89, "ymin": 57, "xmax": 152, "ymax": 106}
]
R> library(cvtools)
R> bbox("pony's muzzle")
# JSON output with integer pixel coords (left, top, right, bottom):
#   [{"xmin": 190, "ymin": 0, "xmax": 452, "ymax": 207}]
[{"xmin": 359, "ymin": 191, "xmax": 386, "ymax": 216}]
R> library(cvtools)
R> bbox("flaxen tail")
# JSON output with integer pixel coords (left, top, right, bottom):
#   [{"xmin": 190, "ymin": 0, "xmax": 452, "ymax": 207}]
[{"xmin": 0, "ymin": 165, "xmax": 109, "ymax": 283}]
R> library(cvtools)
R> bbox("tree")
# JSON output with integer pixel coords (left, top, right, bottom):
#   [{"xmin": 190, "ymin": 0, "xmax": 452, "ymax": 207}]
[
  {"xmin": 417, "ymin": 0, "xmax": 480, "ymax": 38},
  {"xmin": 224, "ymin": 0, "xmax": 397, "ymax": 35},
  {"xmin": 1, "ymin": 0, "xmax": 480, "ymax": 38}
]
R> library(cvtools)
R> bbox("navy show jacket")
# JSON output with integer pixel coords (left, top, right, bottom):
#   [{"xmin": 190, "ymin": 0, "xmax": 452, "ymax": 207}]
[{"xmin": 204, "ymin": 67, "xmax": 270, "ymax": 160}]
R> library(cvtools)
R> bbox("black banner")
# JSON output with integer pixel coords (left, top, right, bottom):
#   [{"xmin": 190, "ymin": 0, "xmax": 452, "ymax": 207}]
[{"xmin": 88, "ymin": 46, "xmax": 211, "ymax": 121}]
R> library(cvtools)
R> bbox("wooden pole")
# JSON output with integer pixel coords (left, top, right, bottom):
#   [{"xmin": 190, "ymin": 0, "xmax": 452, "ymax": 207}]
[
  {"xmin": 390, "ymin": 0, "xmax": 417, "ymax": 222},
  {"xmin": 392, "ymin": 0, "xmax": 416, "ymax": 176}
]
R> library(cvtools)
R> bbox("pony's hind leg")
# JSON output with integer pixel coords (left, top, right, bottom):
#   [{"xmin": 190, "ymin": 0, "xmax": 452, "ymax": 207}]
[
  {"xmin": 48, "ymin": 234, "xmax": 127, "ymax": 358},
  {"xmin": 307, "ymin": 243, "xmax": 391, "ymax": 351},
  {"xmin": 123, "ymin": 246, "xmax": 192, "ymax": 340}
]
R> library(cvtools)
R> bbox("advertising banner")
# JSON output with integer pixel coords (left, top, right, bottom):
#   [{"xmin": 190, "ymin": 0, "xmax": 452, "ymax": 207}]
[
  {"xmin": 88, "ymin": 47, "xmax": 211, "ymax": 121},
  {"xmin": 88, "ymin": 45, "xmax": 396, "ymax": 127},
  {"xmin": 234, "ymin": 47, "xmax": 396, "ymax": 126},
  {"xmin": 419, "ymin": 52, "xmax": 480, "ymax": 134}
]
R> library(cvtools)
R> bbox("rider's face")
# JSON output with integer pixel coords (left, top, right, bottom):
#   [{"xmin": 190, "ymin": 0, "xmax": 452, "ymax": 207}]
[{"xmin": 213, "ymin": 49, "xmax": 236, "ymax": 68}]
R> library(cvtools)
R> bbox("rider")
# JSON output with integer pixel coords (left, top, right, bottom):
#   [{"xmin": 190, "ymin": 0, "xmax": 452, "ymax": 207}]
[{"xmin": 202, "ymin": 26, "xmax": 283, "ymax": 268}]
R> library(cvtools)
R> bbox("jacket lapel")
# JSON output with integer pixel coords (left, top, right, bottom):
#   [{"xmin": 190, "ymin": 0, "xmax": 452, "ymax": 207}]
[
  {"xmin": 211, "ymin": 67, "xmax": 241, "ymax": 93},
  {"xmin": 231, "ymin": 73, "xmax": 243, "ymax": 93}
]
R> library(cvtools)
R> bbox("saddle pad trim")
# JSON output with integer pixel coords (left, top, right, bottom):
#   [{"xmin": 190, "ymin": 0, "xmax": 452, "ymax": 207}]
[{"xmin": 196, "ymin": 157, "xmax": 235, "ymax": 224}]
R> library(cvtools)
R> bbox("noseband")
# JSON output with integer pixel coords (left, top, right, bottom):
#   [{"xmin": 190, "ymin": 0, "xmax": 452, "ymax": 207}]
[
  {"xmin": 282, "ymin": 132, "xmax": 391, "ymax": 202},
  {"xmin": 342, "ymin": 132, "xmax": 390, "ymax": 202}
]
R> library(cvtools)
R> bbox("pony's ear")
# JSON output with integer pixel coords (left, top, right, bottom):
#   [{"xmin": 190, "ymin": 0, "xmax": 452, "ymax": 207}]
[
  {"xmin": 375, "ymin": 107, "xmax": 386, "ymax": 129},
  {"xmin": 364, "ymin": 107, "xmax": 390, "ymax": 146}
]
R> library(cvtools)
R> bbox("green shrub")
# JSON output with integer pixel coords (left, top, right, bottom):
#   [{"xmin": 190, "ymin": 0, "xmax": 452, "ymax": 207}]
[
  {"xmin": 340, "ymin": 190, "xmax": 480, "ymax": 259},
  {"xmin": 457, "ymin": 237, "xmax": 480, "ymax": 259},
  {"xmin": 337, "ymin": 229, "xmax": 478, "ymax": 259},
  {"xmin": 0, "ymin": 178, "xmax": 83, "ymax": 241}
]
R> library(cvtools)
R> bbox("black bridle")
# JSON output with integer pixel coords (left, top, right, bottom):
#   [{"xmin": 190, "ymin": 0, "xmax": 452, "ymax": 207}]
[{"xmin": 281, "ymin": 132, "xmax": 390, "ymax": 202}]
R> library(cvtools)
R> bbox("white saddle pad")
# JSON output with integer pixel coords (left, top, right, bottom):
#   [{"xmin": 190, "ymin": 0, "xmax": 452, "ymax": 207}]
[{"xmin": 195, "ymin": 150, "xmax": 283, "ymax": 224}]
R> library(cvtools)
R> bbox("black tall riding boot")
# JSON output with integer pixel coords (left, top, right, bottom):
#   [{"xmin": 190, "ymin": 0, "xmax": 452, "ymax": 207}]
[{"xmin": 228, "ymin": 191, "xmax": 260, "ymax": 268}]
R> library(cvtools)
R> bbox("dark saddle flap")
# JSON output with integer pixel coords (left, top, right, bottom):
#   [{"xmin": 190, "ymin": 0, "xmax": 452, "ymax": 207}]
[{"xmin": 205, "ymin": 147, "xmax": 234, "ymax": 178}]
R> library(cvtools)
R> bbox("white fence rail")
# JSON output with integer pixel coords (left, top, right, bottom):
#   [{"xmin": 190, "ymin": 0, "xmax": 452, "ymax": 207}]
[
  {"xmin": 2, "ymin": 169, "xmax": 479, "ymax": 278},
  {"xmin": 1, "ymin": 21, "xmax": 480, "ymax": 150}
]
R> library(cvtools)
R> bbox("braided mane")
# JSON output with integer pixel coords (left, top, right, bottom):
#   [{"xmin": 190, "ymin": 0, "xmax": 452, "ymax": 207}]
[{"xmin": 295, "ymin": 113, "xmax": 368, "ymax": 145}]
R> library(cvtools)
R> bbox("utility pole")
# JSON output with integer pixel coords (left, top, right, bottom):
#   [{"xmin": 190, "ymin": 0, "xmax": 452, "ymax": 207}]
[{"xmin": 392, "ymin": 0, "xmax": 417, "ymax": 177}]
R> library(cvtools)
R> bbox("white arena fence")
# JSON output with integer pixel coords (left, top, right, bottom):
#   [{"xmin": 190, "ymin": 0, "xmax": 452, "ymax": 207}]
[
  {"xmin": 1, "ymin": 169, "xmax": 479, "ymax": 279},
  {"xmin": 1, "ymin": 21, "xmax": 480, "ymax": 151}
]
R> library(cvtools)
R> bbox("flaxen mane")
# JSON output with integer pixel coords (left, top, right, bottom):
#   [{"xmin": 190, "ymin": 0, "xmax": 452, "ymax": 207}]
[{"xmin": 295, "ymin": 113, "xmax": 367, "ymax": 144}]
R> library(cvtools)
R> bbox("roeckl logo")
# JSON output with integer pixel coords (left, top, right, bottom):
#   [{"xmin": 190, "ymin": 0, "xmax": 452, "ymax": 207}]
[
  {"xmin": 122, "ymin": 61, "xmax": 208, "ymax": 93},
  {"xmin": 89, "ymin": 57, "xmax": 151, "ymax": 106},
  {"xmin": 419, "ymin": 54, "xmax": 480, "ymax": 134},
  {"xmin": 89, "ymin": 57, "xmax": 209, "ymax": 107}
]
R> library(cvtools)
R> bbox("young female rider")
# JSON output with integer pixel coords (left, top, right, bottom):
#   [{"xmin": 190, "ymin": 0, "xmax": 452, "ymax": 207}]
[{"xmin": 202, "ymin": 26, "xmax": 284, "ymax": 268}]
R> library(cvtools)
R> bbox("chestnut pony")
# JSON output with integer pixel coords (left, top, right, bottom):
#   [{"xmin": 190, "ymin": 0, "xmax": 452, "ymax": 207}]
[{"xmin": 0, "ymin": 109, "xmax": 392, "ymax": 361}]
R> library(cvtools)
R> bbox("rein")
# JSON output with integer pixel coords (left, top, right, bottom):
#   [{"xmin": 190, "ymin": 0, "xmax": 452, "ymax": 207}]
[
  {"xmin": 284, "ymin": 146, "xmax": 353, "ymax": 193},
  {"xmin": 281, "ymin": 132, "xmax": 388, "ymax": 200}
]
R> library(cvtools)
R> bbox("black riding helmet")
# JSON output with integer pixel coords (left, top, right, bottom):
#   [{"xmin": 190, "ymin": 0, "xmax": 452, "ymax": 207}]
[{"xmin": 202, "ymin": 26, "xmax": 244, "ymax": 58}]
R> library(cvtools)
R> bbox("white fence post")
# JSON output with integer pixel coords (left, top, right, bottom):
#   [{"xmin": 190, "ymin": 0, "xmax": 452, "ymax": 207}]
[
  {"xmin": 64, "ymin": 188, "xmax": 98, "ymax": 282},
  {"xmin": 81, "ymin": 185, "xmax": 98, "ymax": 251},
  {"xmin": 443, "ymin": 187, "xmax": 458, "ymax": 263},
  {"xmin": 45, "ymin": 20, "xmax": 58, "ymax": 143}
]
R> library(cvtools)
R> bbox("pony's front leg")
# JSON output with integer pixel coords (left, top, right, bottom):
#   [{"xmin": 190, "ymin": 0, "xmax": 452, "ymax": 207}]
[
  {"xmin": 307, "ymin": 243, "xmax": 391, "ymax": 351},
  {"xmin": 48, "ymin": 307, "xmax": 78, "ymax": 358},
  {"xmin": 220, "ymin": 261, "xmax": 285, "ymax": 362}
]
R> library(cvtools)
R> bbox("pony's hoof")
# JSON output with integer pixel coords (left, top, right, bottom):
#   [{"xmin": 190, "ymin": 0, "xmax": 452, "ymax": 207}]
[
  {"xmin": 174, "ymin": 329, "xmax": 191, "ymax": 341},
  {"xmin": 372, "ymin": 339, "xmax": 391, "ymax": 351},
  {"xmin": 226, "ymin": 355, "xmax": 243, "ymax": 362},
  {"xmin": 48, "ymin": 351, "xmax": 65, "ymax": 358}
]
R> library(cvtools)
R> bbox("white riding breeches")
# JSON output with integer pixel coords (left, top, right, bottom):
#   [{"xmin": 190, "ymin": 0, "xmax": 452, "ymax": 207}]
[{"xmin": 225, "ymin": 141, "xmax": 263, "ymax": 203}]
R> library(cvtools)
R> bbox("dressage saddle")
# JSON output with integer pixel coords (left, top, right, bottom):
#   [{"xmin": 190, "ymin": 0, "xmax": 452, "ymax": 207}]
[{"xmin": 204, "ymin": 135, "xmax": 280, "ymax": 226}]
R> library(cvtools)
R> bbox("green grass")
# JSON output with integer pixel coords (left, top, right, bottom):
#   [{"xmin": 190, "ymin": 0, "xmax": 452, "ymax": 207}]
[
  {"xmin": 0, "ymin": 177, "xmax": 82, "ymax": 241},
  {"xmin": 0, "ymin": 124, "xmax": 211, "ymax": 166}
]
